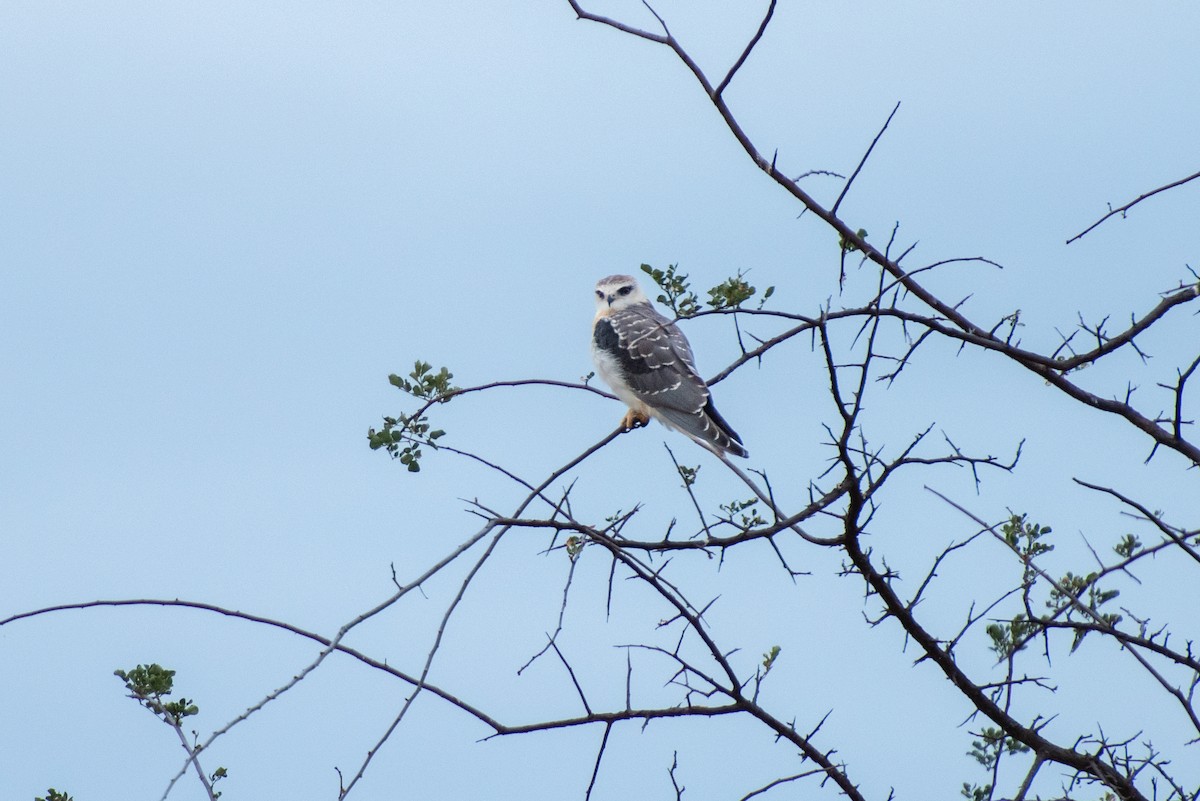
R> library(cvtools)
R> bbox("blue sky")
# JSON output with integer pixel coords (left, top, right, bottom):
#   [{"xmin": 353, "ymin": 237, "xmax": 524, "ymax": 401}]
[{"xmin": 3, "ymin": 2, "xmax": 1199, "ymax": 799}]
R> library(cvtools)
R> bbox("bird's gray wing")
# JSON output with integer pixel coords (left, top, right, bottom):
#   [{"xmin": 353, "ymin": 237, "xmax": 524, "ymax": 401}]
[
  {"xmin": 606, "ymin": 304, "xmax": 709, "ymax": 410},
  {"xmin": 603, "ymin": 304, "xmax": 748, "ymax": 457}
]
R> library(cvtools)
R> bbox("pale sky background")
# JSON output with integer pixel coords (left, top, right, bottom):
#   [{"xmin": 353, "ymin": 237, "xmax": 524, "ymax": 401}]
[{"xmin": 2, "ymin": 2, "xmax": 1199, "ymax": 800}]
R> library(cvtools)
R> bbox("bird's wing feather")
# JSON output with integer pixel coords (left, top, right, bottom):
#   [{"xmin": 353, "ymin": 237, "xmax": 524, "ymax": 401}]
[
  {"xmin": 608, "ymin": 305, "xmax": 708, "ymax": 412},
  {"xmin": 654, "ymin": 400, "xmax": 747, "ymax": 458}
]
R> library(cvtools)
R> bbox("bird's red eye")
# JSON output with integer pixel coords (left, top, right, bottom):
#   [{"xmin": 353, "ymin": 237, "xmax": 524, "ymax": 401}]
[
  {"xmin": 618, "ymin": 286, "xmax": 632, "ymax": 296},
  {"xmin": 595, "ymin": 290, "xmax": 604, "ymax": 298}
]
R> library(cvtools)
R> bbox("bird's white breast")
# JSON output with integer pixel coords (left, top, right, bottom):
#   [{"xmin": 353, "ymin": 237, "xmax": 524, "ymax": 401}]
[{"xmin": 591, "ymin": 331, "xmax": 653, "ymax": 417}]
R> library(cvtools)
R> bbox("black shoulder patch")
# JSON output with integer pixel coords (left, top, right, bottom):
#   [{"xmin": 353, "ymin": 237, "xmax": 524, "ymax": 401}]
[
  {"xmin": 593, "ymin": 317, "xmax": 619, "ymax": 350},
  {"xmin": 594, "ymin": 318, "xmax": 654, "ymax": 375}
]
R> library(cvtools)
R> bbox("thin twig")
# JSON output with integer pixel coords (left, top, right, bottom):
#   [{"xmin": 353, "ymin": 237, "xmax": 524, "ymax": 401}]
[{"xmin": 1067, "ymin": 168, "xmax": 1200, "ymax": 244}]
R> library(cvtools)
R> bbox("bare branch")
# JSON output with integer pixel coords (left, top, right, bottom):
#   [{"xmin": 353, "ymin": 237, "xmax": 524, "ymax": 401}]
[
  {"xmin": 713, "ymin": 0, "xmax": 776, "ymax": 100},
  {"xmin": 832, "ymin": 101, "xmax": 901, "ymax": 216},
  {"xmin": 1067, "ymin": 168, "xmax": 1200, "ymax": 244}
]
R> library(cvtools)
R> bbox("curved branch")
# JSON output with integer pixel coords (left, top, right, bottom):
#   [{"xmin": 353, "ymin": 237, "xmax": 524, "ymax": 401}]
[{"xmin": 0, "ymin": 598, "xmax": 506, "ymax": 732}]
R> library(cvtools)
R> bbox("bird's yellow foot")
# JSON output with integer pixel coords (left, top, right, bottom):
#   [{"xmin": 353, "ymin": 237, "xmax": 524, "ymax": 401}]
[{"xmin": 621, "ymin": 409, "xmax": 651, "ymax": 430}]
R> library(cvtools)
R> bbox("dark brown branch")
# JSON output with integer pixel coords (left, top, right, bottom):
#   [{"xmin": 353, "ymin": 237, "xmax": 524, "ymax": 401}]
[
  {"xmin": 0, "ymin": 598, "xmax": 506, "ymax": 732},
  {"xmin": 1035, "ymin": 617, "xmax": 1200, "ymax": 675},
  {"xmin": 584, "ymin": 528, "xmax": 869, "ymax": 801},
  {"xmin": 1072, "ymin": 479, "xmax": 1200, "ymax": 566},
  {"xmin": 487, "ymin": 703, "xmax": 741, "ymax": 737},
  {"xmin": 842, "ymin": 530, "xmax": 1147, "ymax": 800},
  {"xmin": 585, "ymin": 722, "xmax": 612, "ymax": 801},
  {"xmin": 832, "ymin": 101, "xmax": 901, "ymax": 216},
  {"xmin": 1067, "ymin": 168, "xmax": 1200, "ymax": 244},
  {"xmin": 713, "ymin": 0, "xmax": 776, "ymax": 100}
]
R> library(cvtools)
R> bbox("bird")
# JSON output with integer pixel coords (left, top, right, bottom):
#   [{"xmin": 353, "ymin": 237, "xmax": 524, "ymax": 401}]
[{"xmin": 591, "ymin": 274, "xmax": 749, "ymax": 458}]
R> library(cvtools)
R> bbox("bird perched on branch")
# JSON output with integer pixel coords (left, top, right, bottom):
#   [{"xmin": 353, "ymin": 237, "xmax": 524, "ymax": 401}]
[{"xmin": 591, "ymin": 274, "xmax": 748, "ymax": 458}]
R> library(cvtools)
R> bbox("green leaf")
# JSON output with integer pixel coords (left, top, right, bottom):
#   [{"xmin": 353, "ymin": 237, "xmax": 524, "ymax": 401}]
[
  {"xmin": 640, "ymin": 263, "xmax": 699, "ymax": 317},
  {"xmin": 761, "ymin": 645, "xmax": 781, "ymax": 674},
  {"xmin": 115, "ymin": 663, "xmax": 176, "ymax": 697},
  {"xmin": 1113, "ymin": 533, "xmax": 1141, "ymax": 558},
  {"xmin": 706, "ymin": 271, "xmax": 760, "ymax": 311},
  {"xmin": 565, "ymin": 535, "xmax": 584, "ymax": 560},
  {"xmin": 676, "ymin": 463, "xmax": 700, "ymax": 489},
  {"xmin": 839, "ymin": 228, "xmax": 869, "ymax": 253},
  {"xmin": 36, "ymin": 790, "xmax": 75, "ymax": 801}
]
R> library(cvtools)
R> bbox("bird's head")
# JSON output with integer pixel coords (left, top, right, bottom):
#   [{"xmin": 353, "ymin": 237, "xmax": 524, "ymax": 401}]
[{"xmin": 594, "ymin": 274, "xmax": 648, "ymax": 313}]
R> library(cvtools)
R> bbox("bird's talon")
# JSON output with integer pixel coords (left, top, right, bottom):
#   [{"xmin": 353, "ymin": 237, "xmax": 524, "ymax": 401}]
[{"xmin": 621, "ymin": 409, "xmax": 650, "ymax": 431}]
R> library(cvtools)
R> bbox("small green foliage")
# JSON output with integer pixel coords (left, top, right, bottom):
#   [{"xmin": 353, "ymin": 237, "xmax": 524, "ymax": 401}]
[
  {"xmin": 676, "ymin": 463, "xmax": 700, "ymax": 489},
  {"xmin": 368, "ymin": 412, "xmax": 446, "ymax": 472},
  {"xmin": 1048, "ymin": 570, "xmax": 1120, "ymax": 616},
  {"xmin": 967, "ymin": 727, "xmax": 1030, "ymax": 768},
  {"xmin": 985, "ymin": 615, "xmax": 1036, "ymax": 659},
  {"xmin": 210, "ymin": 766, "xmax": 228, "ymax": 798},
  {"xmin": 1001, "ymin": 514, "xmax": 1054, "ymax": 584},
  {"xmin": 163, "ymin": 697, "xmax": 200, "ymax": 723},
  {"xmin": 371, "ymin": 361, "xmax": 456, "ymax": 472},
  {"xmin": 36, "ymin": 790, "xmax": 74, "ymax": 801},
  {"xmin": 719, "ymin": 498, "xmax": 766, "ymax": 529},
  {"xmin": 839, "ymin": 228, "xmax": 869, "ymax": 253},
  {"xmin": 640, "ymin": 263, "xmax": 700, "ymax": 317},
  {"xmin": 388, "ymin": 360, "xmax": 457, "ymax": 401},
  {"xmin": 641, "ymin": 263, "xmax": 773, "ymax": 315},
  {"xmin": 1001, "ymin": 514, "xmax": 1053, "ymax": 558},
  {"xmin": 960, "ymin": 783, "xmax": 989, "ymax": 801},
  {"xmin": 1048, "ymin": 570, "xmax": 1093, "ymax": 605},
  {"xmin": 115, "ymin": 663, "xmax": 199, "ymax": 724},
  {"xmin": 115, "ymin": 663, "xmax": 176, "ymax": 698},
  {"xmin": 1069, "ymin": 611, "xmax": 1122, "ymax": 652},
  {"xmin": 565, "ymin": 535, "xmax": 584, "ymax": 561},
  {"xmin": 1047, "ymin": 570, "xmax": 1122, "ymax": 651},
  {"xmin": 706, "ymin": 271, "xmax": 772, "ymax": 312},
  {"xmin": 761, "ymin": 645, "xmax": 781, "ymax": 675},
  {"xmin": 964, "ymin": 726, "xmax": 1030, "ymax": 795},
  {"xmin": 1113, "ymin": 533, "xmax": 1141, "ymax": 559}
]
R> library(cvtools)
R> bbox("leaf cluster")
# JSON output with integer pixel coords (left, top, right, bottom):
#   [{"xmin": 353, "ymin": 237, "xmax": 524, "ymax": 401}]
[
  {"xmin": 967, "ymin": 726, "xmax": 1030, "ymax": 767},
  {"xmin": 718, "ymin": 497, "xmax": 766, "ymax": 529},
  {"xmin": 639, "ymin": 263, "xmax": 774, "ymax": 317},
  {"xmin": 1001, "ymin": 513, "xmax": 1054, "ymax": 586},
  {"xmin": 961, "ymin": 726, "xmax": 1031, "ymax": 800},
  {"xmin": 1047, "ymin": 570, "xmax": 1122, "ymax": 652},
  {"xmin": 387, "ymin": 360, "xmax": 457, "ymax": 401},
  {"xmin": 761, "ymin": 645, "xmax": 781, "ymax": 675},
  {"xmin": 707, "ymin": 272, "xmax": 773, "ymax": 311},
  {"xmin": 838, "ymin": 227, "xmax": 869, "ymax": 253},
  {"xmin": 35, "ymin": 791, "xmax": 73, "ymax": 801},
  {"xmin": 985, "ymin": 615, "xmax": 1037, "ymax": 659},
  {"xmin": 368, "ymin": 361, "xmax": 455, "ymax": 471},
  {"xmin": 640, "ymin": 263, "xmax": 700, "ymax": 317},
  {"xmin": 676, "ymin": 463, "xmax": 700, "ymax": 489},
  {"xmin": 114, "ymin": 663, "xmax": 199, "ymax": 724}
]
